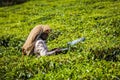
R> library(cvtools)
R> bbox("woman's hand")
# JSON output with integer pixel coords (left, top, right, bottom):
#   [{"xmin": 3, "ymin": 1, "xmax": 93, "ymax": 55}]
[
  {"xmin": 50, "ymin": 48, "xmax": 62, "ymax": 54},
  {"xmin": 55, "ymin": 48, "xmax": 62, "ymax": 53}
]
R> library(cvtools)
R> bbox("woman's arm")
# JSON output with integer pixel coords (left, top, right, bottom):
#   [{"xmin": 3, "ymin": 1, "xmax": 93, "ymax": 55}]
[{"xmin": 34, "ymin": 40, "xmax": 59, "ymax": 56}]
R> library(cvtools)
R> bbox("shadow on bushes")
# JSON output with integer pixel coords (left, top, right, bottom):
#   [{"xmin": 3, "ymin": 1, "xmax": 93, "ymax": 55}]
[
  {"xmin": 0, "ymin": 35, "xmax": 13, "ymax": 47},
  {"xmin": 0, "ymin": 34, "xmax": 25, "ymax": 50},
  {"xmin": 91, "ymin": 46, "xmax": 120, "ymax": 61},
  {"xmin": 0, "ymin": 0, "xmax": 29, "ymax": 7},
  {"xmin": 0, "ymin": 35, "xmax": 25, "ymax": 56}
]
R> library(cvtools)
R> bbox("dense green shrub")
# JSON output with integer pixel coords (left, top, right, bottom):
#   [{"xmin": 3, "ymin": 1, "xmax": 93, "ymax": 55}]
[{"xmin": 0, "ymin": 0, "xmax": 120, "ymax": 79}]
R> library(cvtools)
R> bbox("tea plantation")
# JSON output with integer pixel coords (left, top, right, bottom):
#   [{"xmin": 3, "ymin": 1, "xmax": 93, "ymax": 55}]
[{"xmin": 0, "ymin": 0, "xmax": 120, "ymax": 79}]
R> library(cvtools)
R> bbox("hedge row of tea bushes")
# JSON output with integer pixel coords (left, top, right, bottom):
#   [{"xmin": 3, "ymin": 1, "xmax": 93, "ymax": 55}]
[
  {"xmin": 0, "ymin": 0, "xmax": 120, "ymax": 79},
  {"xmin": 0, "ymin": 0, "xmax": 28, "ymax": 7}
]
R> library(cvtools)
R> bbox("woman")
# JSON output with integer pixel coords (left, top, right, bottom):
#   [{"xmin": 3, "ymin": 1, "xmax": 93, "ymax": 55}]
[{"xmin": 22, "ymin": 25, "xmax": 61, "ymax": 57}]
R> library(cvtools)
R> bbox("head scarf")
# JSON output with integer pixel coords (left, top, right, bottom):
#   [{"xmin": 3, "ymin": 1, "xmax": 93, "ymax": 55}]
[{"xmin": 22, "ymin": 25, "xmax": 51, "ymax": 56}]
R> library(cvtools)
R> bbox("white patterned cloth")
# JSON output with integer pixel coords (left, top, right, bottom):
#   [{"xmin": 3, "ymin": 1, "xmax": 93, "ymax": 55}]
[{"xmin": 34, "ymin": 39, "xmax": 56, "ymax": 57}]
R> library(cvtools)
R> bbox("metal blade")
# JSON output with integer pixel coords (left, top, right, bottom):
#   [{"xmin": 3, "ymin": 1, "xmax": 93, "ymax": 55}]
[
  {"xmin": 60, "ymin": 37, "xmax": 85, "ymax": 52},
  {"xmin": 60, "ymin": 48, "xmax": 69, "ymax": 51},
  {"xmin": 68, "ymin": 37, "xmax": 85, "ymax": 46}
]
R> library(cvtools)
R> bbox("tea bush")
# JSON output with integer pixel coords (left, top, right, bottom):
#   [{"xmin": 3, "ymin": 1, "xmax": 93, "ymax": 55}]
[
  {"xmin": 0, "ymin": 0, "xmax": 28, "ymax": 7},
  {"xmin": 0, "ymin": 0, "xmax": 120, "ymax": 79}
]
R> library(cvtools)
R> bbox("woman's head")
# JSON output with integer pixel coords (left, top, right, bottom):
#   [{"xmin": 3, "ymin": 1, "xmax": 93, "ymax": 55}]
[
  {"xmin": 22, "ymin": 25, "xmax": 51, "ymax": 55},
  {"xmin": 39, "ymin": 25, "xmax": 51, "ymax": 40}
]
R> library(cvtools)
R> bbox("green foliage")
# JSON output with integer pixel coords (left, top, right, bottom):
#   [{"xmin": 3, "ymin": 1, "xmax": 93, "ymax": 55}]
[
  {"xmin": 0, "ymin": 0, "xmax": 28, "ymax": 7},
  {"xmin": 0, "ymin": 0, "xmax": 120, "ymax": 79}
]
